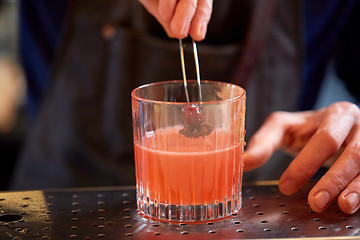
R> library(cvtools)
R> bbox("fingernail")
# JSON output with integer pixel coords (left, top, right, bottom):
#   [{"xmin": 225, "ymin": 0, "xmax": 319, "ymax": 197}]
[
  {"xmin": 199, "ymin": 21, "xmax": 208, "ymax": 39},
  {"xmin": 345, "ymin": 192, "xmax": 360, "ymax": 211},
  {"xmin": 280, "ymin": 179, "xmax": 298, "ymax": 195},
  {"xmin": 180, "ymin": 21, "xmax": 191, "ymax": 37},
  {"xmin": 314, "ymin": 191, "xmax": 331, "ymax": 210}
]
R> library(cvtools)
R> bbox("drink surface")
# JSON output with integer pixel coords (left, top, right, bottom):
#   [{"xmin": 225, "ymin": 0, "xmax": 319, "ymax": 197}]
[{"xmin": 134, "ymin": 127, "xmax": 243, "ymax": 205}]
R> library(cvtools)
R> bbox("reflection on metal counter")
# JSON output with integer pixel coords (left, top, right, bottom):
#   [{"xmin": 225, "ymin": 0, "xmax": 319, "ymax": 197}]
[{"xmin": 0, "ymin": 182, "xmax": 359, "ymax": 239}]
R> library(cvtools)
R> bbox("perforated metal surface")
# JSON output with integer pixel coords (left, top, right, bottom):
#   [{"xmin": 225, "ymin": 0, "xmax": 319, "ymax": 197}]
[{"xmin": 0, "ymin": 182, "xmax": 360, "ymax": 239}]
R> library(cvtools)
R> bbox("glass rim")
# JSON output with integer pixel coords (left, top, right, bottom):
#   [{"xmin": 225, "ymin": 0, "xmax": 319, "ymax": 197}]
[{"xmin": 131, "ymin": 80, "xmax": 246, "ymax": 105}]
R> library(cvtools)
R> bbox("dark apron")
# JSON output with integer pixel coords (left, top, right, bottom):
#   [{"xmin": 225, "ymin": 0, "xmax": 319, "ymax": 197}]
[{"xmin": 11, "ymin": 0, "xmax": 303, "ymax": 190}]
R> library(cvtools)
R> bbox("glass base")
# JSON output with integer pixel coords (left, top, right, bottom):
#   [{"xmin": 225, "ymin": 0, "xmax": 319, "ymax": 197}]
[{"xmin": 137, "ymin": 194, "xmax": 242, "ymax": 222}]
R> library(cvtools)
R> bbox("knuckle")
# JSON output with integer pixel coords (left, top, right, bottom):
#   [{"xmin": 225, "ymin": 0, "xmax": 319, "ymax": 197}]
[
  {"xmin": 202, "ymin": 0, "xmax": 213, "ymax": 8},
  {"xmin": 198, "ymin": 0, "xmax": 213, "ymax": 20},
  {"xmin": 184, "ymin": 0, "xmax": 198, "ymax": 11},
  {"xmin": 266, "ymin": 111, "xmax": 288, "ymax": 124},
  {"xmin": 347, "ymin": 142, "xmax": 360, "ymax": 160},
  {"xmin": 315, "ymin": 128, "xmax": 341, "ymax": 152},
  {"xmin": 324, "ymin": 171, "xmax": 347, "ymax": 193},
  {"xmin": 329, "ymin": 101, "xmax": 359, "ymax": 116},
  {"xmin": 347, "ymin": 102, "xmax": 360, "ymax": 113}
]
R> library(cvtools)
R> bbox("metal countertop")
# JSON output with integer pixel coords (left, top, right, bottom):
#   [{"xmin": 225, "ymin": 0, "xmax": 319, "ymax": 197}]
[{"xmin": 0, "ymin": 181, "xmax": 359, "ymax": 239}]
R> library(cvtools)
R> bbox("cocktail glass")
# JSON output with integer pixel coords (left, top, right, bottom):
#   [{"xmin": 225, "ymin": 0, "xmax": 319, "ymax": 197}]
[{"xmin": 131, "ymin": 80, "xmax": 246, "ymax": 222}]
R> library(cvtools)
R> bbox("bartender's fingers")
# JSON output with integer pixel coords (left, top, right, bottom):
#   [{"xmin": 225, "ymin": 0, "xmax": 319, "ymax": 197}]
[
  {"xmin": 338, "ymin": 174, "xmax": 360, "ymax": 214},
  {"xmin": 170, "ymin": 0, "xmax": 199, "ymax": 39},
  {"xmin": 139, "ymin": 0, "xmax": 213, "ymax": 40},
  {"xmin": 244, "ymin": 112, "xmax": 290, "ymax": 171},
  {"xmin": 138, "ymin": 0, "xmax": 174, "ymax": 38},
  {"xmin": 158, "ymin": 0, "xmax": 177, "ymax": 23},
  {"xmin": 188, "ymin": 0, "xmax": 213, "ymax": 41},
  {"xmin": 308, "ymin": 125, "xmax": 360, "ymax": 213},
  {"xmin": 279, "ymin": 102, "xmax": 359, "ymax": 196}
]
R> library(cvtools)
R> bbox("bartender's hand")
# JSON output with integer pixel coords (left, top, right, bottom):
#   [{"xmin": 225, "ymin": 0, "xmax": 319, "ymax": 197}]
[
  {"xmin": 138, "ymin": 0, "xmax": 213, "ymax": 40},
  {"xmin": 244, "ymin": 101, "xmax": 360, "ymax": 214}
]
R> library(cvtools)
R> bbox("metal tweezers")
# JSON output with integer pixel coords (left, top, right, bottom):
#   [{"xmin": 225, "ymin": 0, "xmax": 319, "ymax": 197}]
[{"xmin": 179, "ymin": 39, "xmax": 202, "ymax": 102}]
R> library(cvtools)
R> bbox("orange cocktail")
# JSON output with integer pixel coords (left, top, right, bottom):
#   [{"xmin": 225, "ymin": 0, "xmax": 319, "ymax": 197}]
[
  {"xmin": 132, "ymin": 81, "xmax": 246, "ymax": 222},
  {"xmin": 135, "ymin": 128, "xmax": 243, "ymax": 205}
]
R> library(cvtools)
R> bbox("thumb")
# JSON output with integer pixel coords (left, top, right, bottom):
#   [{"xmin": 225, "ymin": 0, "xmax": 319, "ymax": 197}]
[
  {"xmin": 244, "ymin": 144, "xmax": 272, "ymax": 171},
  {"xmin": 244, "ymin": 112, "xmax": 289, "ymax": 171},
  {"xmin": 244, "ymin": 138, "xmax": 281, "ymax": 171}
]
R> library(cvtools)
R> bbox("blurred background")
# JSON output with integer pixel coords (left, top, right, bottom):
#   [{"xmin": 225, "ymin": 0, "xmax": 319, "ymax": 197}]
[{"xmin": 0, "ymin": 0, "xmax": 26, "ymax": 190}]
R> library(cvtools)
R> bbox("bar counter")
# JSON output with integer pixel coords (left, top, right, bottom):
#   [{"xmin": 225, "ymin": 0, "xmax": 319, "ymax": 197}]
[{"xmin": 0, "ymin": 181, "xmax": 359, "ymax": 239}]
